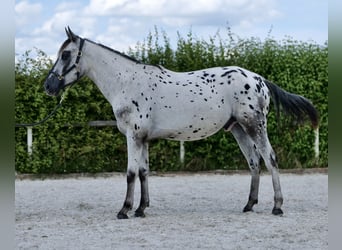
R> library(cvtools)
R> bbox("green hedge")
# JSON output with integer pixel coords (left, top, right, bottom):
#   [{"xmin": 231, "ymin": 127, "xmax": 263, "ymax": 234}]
[{"xmin": 15, "ymin": 29, "xmax": 328, "ymax": 174}]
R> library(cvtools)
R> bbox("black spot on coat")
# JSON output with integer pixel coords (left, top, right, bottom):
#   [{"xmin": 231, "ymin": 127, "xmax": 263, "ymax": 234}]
[
  {"xmin": 221, "ymin": 69, "xmax": 237, "ymax": 77},
  {"xmin": 238, "ymin": 69, "xmax": 248, "ymax": 78}
]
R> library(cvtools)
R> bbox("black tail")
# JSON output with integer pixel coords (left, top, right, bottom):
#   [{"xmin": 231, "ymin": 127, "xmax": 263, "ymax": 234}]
[{"xmin": 265, "ymin": 80, "xmax": 319, "ymax": 129}]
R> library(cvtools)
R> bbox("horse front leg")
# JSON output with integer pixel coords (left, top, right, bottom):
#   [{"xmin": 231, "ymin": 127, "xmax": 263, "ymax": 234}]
[
  {"xmin": 117, "ymin": 169, "xmax": 137, "ymax": 219},
  {"xmin": 117, "ymin": 132, "xmax": 149, "ymax": 219},
  {"xmin": 135, "ymin": 141, "xmax": 149, "ymax": 217}
]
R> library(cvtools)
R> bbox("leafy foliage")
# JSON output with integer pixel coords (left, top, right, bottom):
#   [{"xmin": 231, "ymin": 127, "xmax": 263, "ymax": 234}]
[{"xmin": 15, "ymin": 28, "xmax": 328, "ymax": 173}]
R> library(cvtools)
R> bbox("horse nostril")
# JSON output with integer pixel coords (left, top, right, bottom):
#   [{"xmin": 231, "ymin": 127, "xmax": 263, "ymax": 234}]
[{"xmin": 45, "ymin": 81, "xmax": 53, "ymax": 93}]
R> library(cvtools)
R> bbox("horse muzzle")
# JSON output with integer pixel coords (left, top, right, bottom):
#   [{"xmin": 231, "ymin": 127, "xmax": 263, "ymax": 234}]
[{"xmin": 44, "ymin": 74, "xmax": 64, "ymax": 96}]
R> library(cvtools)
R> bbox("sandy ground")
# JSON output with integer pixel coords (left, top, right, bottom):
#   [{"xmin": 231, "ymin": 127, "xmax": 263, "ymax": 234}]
[{"xmin": 15, "ymin": 173, "xmax": 327, "ymax": 250}]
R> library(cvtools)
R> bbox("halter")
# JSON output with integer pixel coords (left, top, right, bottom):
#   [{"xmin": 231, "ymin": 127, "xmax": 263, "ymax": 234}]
[
  {"xmin": 16, "ymin": 39, "xmax": 85, "ymax": 128},
  {"xmin": 50, "ymin": 38, "xmax": 85, "ymax": 82}
]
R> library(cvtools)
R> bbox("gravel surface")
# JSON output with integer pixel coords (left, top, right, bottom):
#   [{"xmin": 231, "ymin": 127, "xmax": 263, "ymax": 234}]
[{"xmin": 15, "ymin": 173, "xmax": 328, "ymax": 250}]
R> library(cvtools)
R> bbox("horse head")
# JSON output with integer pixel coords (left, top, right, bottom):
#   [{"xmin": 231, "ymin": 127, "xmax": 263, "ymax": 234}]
[{"xmin": 44, "ymin": 27, "xmax": 86, "ymax": 96}]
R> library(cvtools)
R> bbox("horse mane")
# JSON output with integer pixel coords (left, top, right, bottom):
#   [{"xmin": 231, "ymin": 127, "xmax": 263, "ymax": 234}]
[{"xmin": 84, "ymin": 38, "xmax": 163, "ymax": 70}]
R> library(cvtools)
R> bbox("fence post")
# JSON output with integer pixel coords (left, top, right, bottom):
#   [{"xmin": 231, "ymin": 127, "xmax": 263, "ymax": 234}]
[
  {"xmin": 180, "ymin": 141, "xmax": 185, "ymax": 164},
  {"xmin": 314, "ymin": 127, "xmax": 319, "ymax": 160},
  {"xmin": 27, "ymin": 126, "xmax": 33, "ymax": 155}
]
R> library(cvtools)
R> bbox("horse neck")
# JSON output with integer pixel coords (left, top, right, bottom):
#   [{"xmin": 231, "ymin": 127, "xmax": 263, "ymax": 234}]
[{"xmin": 82, "ymin": 41, "xmax": 136, "ymax": 103}]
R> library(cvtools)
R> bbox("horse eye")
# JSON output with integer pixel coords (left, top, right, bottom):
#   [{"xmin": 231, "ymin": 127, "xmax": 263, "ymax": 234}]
[{"xmin": 61, "ymin": 51, "xmax": 71, "ymax": 61}]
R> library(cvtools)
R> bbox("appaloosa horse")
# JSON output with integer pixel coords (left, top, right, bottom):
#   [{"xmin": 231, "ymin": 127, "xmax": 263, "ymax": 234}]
[{"xmin": 44, "ymin": 27, "xmax": 319, "ymax": 219}]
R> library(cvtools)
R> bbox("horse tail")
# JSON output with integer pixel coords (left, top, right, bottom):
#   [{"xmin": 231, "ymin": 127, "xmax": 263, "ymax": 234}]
[{"xmin": 264, "ymin": 80, "xmax": 319, "ymax": 129}]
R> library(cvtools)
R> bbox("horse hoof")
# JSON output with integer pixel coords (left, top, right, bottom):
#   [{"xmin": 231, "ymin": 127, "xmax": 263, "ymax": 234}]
[
  {"xmin": 243, "ymin": 199, "xmax": 258, "ymax": 213},
  {"xmin": 272, "ymin": 207, "xmax": 283, "ymax": 215},
  {"xmin": 243, "ymin": 206, "xmax": 253, "ymax": 213},
  {"xmin": 134, "ymin": 210, "xmax": 146, "ymax": 218},
  {"xmin": 117, "ymin": 213, "xmax": 129, "ymax": 219}
]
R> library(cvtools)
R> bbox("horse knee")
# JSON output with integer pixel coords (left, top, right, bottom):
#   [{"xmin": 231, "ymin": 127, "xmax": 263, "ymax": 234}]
[
  {"xmin": 127, "ymin": 170, "xmax": 136, "ymax": 183},
  {"xmin": 139, "ymin": 167, "xmax": 148, "ymax": 181}
]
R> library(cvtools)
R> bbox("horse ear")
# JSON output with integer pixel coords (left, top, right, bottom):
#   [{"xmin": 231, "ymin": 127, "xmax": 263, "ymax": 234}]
[{"xmin": 65, "ymin": 26, "xmax": 77, "ymax": 42}]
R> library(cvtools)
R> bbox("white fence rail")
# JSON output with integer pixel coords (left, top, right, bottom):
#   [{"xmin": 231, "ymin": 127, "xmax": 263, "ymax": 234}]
[
  {"xmin": 16, "ymin": 120, "xmax": 186, "ymax": 163},
  {"xmin": 16, "ymin": 121, "xmax": 319, "ymax": 163}
]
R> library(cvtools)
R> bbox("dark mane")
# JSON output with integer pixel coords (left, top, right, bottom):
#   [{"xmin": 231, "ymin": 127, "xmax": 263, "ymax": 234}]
[
  {"xmin": 84, "ymin": 38, "xmax": 162, "ymax": 70},
  {"xmin": 58, "ymin": 36, "xmax": 162, "ymax": 70}
]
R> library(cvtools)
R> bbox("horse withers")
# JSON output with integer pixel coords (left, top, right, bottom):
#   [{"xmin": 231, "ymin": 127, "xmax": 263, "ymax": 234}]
[{"xmin": 44, "ymin": 27, "xmax": 319, "ymax": 219}]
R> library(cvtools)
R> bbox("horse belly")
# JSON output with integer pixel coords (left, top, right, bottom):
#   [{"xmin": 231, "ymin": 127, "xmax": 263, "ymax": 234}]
[
  {"xmin": 150, "ymin": 103, "xmax": 230, "ymax": 141},
  {"xmin": 146, "ymin": 70, "xmax": 234, "ymax": 141}
]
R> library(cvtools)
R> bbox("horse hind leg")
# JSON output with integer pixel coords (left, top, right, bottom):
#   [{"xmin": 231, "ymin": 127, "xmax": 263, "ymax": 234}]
[
  {"xmin": 242, "ymin": 122, "xmax": 284, "ymax": 215},
  {"xmin": 230, "ymin": 123, "xmax": 261, "ymax": 213},
  {"xmin": 267, "ymin": 149, "xmax": 284, "ymax": 215}
]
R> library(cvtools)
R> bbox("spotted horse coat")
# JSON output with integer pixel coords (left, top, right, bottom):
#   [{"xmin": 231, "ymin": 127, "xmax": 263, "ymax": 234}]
[{"xmin": 44, "ymin": 27, "xmax": 319, "ymax": 219}]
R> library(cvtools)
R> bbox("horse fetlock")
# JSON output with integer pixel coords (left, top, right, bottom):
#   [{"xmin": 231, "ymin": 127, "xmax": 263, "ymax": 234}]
[
  {"xmin": 121, "ymin": 200, "xmax": 133, "ymax": 213},
  {"xmin": 137, "ymin": 199, "xmax": 149, "ymax": 211},
  {"xmin": 272, "ymin": 196, "xmax": 283, "ymax": 215},
  {"xmin": 243, "ymin": 198, "xmax": 258, "ymax": 212},
  {"xmin": 134, "ymin": 208, "xmax": 146, "ymax": 218},
  {"xmin": 274, "ymin": 196, "xmax": 283, "ymax": 207},
  {"xmin": 117, "ymin": 203, "xmax": 132, "ymax": 219}
]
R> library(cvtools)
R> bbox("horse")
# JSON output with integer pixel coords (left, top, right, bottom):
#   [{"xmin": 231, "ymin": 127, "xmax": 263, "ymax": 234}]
[{"xmin": 44, "ymin": 27, "xmax": 319, "ymax": 219}]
